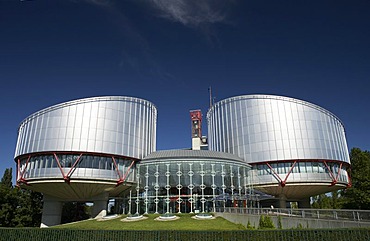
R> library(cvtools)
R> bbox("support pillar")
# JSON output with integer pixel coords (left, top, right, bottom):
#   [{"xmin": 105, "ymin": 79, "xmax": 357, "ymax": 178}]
[
  {"xmin": 92, "ymin": 192, "xmax": 109, "ymax": 219},
  {"xmin": 40, "ymin": 195, "xmax": 63, "ymax": 228},
  {"xmin": 278, "ymin": 194, "xmax": 287, "ymax": 208},
  {"xmin": 298, "ymin": 197, "xmax": 311, "ymax": 208}
]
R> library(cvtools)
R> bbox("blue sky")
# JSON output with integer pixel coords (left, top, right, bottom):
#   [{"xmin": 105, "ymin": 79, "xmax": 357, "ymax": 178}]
[{"xmin": 1, "ymin": 0, "xmax": 369, "ymax": 177}]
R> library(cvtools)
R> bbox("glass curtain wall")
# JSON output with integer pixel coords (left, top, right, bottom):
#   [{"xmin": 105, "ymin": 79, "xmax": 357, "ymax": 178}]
[
  {"xmin": 124, "ymin": 159, "xmax": 251, "ymax": 215},
  {"xmin": 18, "ymin": 153, "xmax": 136, "ymax": 182}
]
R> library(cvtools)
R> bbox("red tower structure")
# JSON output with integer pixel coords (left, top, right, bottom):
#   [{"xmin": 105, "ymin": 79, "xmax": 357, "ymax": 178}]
[
  {"xmin": 190, "ymin": 110, "xmax": 208, "ymax": 150},
  {"xmin": 190, "ymin": 109, "xmax": 202, "ymax": 138}
]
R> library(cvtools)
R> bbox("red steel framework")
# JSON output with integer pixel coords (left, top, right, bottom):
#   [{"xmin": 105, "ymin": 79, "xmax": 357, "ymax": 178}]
[
  {"xmin": 252, "ymin": 159, "xmax": 351, "ymax": 188},
  {"xmin": 190, "ymin": 110, "xmax": 202, "ymax": 138},
  {"xmin": 16, "ymin": 151, "xmax": 138, "ymax": 187}
]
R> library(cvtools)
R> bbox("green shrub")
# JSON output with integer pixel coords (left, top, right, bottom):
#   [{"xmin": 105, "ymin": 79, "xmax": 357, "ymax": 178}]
[
  {"xmin": 258, "ymin": 215, "xmax": 275, "ymax": 229},
  {"xmin": 277, "ymin": 215, "xmax": 283, "ymax": 229},
  {"xmin": 246, "ymin": 220, "xmax": 255, "ymax": 229}
]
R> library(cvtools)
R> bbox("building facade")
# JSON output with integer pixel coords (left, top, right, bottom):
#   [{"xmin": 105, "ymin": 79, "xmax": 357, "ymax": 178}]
[
  {"xmin": 133, "ymin": 150, "xmax": 251, "ymax": 214},
  {"xmin": 14, "ymin": 94, "xmax": 351, "ymax": 226},
  {"xmin": 14, "ymin": 96, "xmax": 157, "ymax": 226},
  {"xmin": 207, "ymin": 95, "xmax": 350, "ymax": 207}
]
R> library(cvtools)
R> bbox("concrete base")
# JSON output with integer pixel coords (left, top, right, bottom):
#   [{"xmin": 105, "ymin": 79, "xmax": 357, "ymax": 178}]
[
  {"xmin": 192, "ymin": 138, "xmax": 201, "ymax": 150},
  {"xmin": 92, "ymin": 193, "xmax": 109, "ymax": 219},
  {"xmin": 278, "ymin": 194, "xmax": 287, "ymax": 208},
  {"xmin": 40, "ymin": 195, "xmax": 63, "ymax": 228}
]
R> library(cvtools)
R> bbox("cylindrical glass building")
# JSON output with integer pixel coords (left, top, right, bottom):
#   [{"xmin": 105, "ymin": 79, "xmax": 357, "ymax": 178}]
[
  {"xmin": 131, "ymin": 150, "xmax": 251, "ymax": 214},
  {"xmin": 207, "ymin": 94, "xmax": 350, "ymax": 205},
  {"xmin": 14, "ymin": 96, "xmax": 157, "ymax": 200}
]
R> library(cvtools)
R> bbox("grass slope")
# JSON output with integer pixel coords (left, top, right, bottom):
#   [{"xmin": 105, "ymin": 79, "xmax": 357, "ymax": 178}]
[{"xmin": 54, "ymin": 214, "xmax": 245, "ymax": 231}]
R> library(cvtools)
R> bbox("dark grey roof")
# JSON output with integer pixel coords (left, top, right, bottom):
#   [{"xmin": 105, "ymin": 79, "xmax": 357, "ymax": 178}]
[{"xmin": 143, "ymin": 149, "xmax": 246, "ymax": 163}]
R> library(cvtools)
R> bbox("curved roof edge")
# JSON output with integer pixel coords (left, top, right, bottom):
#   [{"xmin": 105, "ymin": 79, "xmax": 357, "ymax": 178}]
[
  {"xmin": 207, "ymin": 94, "xmax": 345, "ymax": 128},
  {"xmin": 18, "ymin": 96, "xmax": 157, "ymax": 130},
  {"xmin": 142, "ymin": 149, "xmax": 247, "ymax": 164}
]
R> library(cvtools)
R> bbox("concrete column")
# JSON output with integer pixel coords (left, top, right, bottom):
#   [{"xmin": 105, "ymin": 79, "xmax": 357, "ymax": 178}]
[
  {"xmin": 92, "ymin": 192, "xmax": 109, "ymax": 219},
  {"xmin": 298, "ymin": 197, "xmax": 311, "ymax": 208},
  {"xmin": 40, "ymin": 195, "xmax": 63, "ymax": 228},
  {"xmin": 278, "ymin": 194, "xmax": 287, "ymax": 208}
]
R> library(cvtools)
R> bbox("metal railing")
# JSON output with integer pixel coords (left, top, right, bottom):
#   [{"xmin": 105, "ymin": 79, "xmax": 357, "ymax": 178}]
[{"xmin": 215, "ymin": 207, "xmax": 370, "ymax": 222}]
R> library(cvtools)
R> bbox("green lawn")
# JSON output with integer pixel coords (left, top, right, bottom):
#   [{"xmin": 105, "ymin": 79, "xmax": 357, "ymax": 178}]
[{"xmin": 54, "ymin": 214, "xmax": 246, "ymax": 231}]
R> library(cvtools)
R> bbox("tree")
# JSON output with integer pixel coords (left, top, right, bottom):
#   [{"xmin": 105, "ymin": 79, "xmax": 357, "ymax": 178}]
[
  {"xmin": 311, "ymin": 190, "xmax": 344, "ymax": 209},
  {"xmin": 0, "ymin": 168, "xmax": 43, "ymax": 227},
  {"xmin": 61, "ymin": 202, "xmax": 90, "ymax": 224},
  {"xmin": 341, "ymin": 148, "xmax": 370, "ymax": 209},
  {"xmin": 15, "ymin": 190, "xmax": 43, "ymax": 227},
  {"xmin": 311, "ymin": 194, "xmax": 333, "ymax": 209},
  {"xmin": 258, "ymin": 215, "xmax": 275, "ymax": 229},
  {"xmin": 0, "ymin": 181, "xmax": 21, "ymax": 226},
  {"xmin": 331, "ymin": 190, "xmax": 341, "ymax": 209},
  {"xmin": 1, "ymin": 168, "xmax": 12, "ymax": 188},
  {"xmin": 311, "ymin": 148, "xmax": 370, "ymax": 210}
]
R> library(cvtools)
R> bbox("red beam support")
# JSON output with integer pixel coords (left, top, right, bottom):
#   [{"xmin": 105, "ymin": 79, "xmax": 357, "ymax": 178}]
[
  {"xmin": 116, "ymin": 160, "xmax": 136, "ymax": 186},
  {"xmin": 15, "ymin": 152, "xmax": 139, "ymax": 187},
  {"xmin": 16, "ymin": 158, "xmax": 21, "ymax": 185},
  {"xmin": 282, "ymin": 161, "xmax": 297, "ymax": 186},
  {"xmin": 334, "ymin": 162, "xmax": 343, "ymax": 184},
  {"xmin": 265, "ymin": 162, "xmax": 284, "ymax": 186},
  {"xmin": 265, "ymin": 161, "xmax": 297, "ymax": 187},
  {"xmin": 16, "ymin": 159, "xmax": 20, "ymax": 182},
  {"xmin": 63, "ymin": 154, "xmax": 83, "ymax": 183},
  {"xmin": 112, "ymin": 157, "xmax": 123, "ymax": 180},
  {"xmin": 347, "ymin": 167, "xmax": 352, "ymax": 188},
  {"xmin": 323, "ymin": 161, "xmax": 337, "ymax": 186},
  {"xmin": 16, "ymin": 155, "xmax": 31, "ymax": 186},
  {"xmin": 54, "ymin": 153, "xmax": 67, "ymax": 180},
  {"xmin": 19, "ymin": 155, "xmax": 31, "ymax": 179}
]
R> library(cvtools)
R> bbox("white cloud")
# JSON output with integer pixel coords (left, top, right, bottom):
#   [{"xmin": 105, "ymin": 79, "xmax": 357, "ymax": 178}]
[{"xmin": 148, "ymin": 0, "xmax": 231, "ymax": 27}]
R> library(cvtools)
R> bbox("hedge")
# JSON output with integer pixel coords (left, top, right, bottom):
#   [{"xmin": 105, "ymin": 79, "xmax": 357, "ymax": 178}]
[{"xmin": 0, "ymin": 228, "xmax": 369, "ymax": 241}]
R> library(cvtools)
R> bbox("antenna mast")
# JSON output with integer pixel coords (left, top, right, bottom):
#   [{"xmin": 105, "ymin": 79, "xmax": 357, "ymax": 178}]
[{"xmin": 209, "ymin": 86, "xmax": 213, "ymax": 108}]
